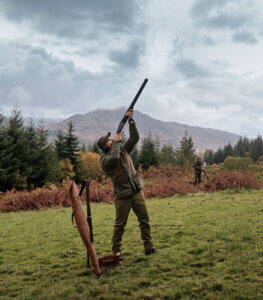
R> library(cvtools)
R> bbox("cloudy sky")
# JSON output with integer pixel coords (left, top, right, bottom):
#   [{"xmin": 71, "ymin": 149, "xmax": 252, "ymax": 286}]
[{"xmin": 1, "ymin": 0, "xmax": 263, "ymax": 137}]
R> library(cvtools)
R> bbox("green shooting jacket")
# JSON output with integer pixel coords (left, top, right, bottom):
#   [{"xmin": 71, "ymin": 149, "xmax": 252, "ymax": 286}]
[
  {"xmin": 193, "ymin": 161, "xmax": 203, "ymax": 174},
  {"xmin": 100, "ymin": 119, "xmax": 143, "ymax": 199}
]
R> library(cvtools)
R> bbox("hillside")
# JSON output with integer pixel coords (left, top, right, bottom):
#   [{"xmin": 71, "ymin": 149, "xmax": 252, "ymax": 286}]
[{"xmin": 46, "ymin": 108, "xmax": 240, "ymax": 151}]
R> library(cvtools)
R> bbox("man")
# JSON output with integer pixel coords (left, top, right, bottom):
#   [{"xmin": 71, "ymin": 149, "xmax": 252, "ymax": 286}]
[
  {"xmin": 193, "ymin": 157, "xmax": 203, "ymax": 186},
  {"xmin": 97, "ymin": 109, "xmax": 155, "ymax": 258}
]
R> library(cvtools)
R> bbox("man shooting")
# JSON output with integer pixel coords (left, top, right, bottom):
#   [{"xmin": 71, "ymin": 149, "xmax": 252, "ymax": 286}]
[
  {"xmin": 97, "ymin": 109, "xmax": 155, "ymax": 259},
  {"xmin": 193, "ymin": 157, "xmax": 203, "ymax": 186}
]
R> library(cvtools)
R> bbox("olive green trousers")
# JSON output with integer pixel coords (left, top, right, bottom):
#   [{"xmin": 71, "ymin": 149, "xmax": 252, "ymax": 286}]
[{"xmin": 112, "ymin": 191, "xmax": 153, "ymax": 253}]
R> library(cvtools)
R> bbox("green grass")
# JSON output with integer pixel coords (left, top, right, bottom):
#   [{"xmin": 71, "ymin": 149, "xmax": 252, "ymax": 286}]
[{"xmin": 1, "ymin": 190, "xmax": 263, "ymax": 299}]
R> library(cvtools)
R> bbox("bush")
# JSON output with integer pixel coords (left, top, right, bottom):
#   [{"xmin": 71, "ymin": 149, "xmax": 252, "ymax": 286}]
[
  {"xmin": 202, "ymin": 171, "xmax": 263, "ymax": 192},
  {"xmin": 58, "ymin": 158, "xmax": 75, "ymax": 181},
  {"xmin": 223, "ymin": 156, "xmax": 253, "ymax": 171},
  {"xmin": 77, "ymin": 152, "xmax": 104, "ymax": 182},
  {"xmin": 0, "ymin": 181, "xmax": 113, "ymax": 213}
]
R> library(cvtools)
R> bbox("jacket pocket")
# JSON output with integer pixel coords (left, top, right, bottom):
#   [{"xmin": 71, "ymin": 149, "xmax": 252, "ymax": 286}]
[
  {"xmin": 132, "ymin": 173, "xmax": 144, "ymax": 189},
  {"xmin": 114, "ymin": 182, "xmax": 133, "ymax": 199}
]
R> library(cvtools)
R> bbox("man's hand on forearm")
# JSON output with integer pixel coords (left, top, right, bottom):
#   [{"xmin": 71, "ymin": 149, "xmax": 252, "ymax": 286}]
[
  {"xmin": 113, "ymin": 133, "xmax": 121, "ymax": 142},
  {"xmin": 125, "ymin": 109, "xmax": 133, "ymax": 119}
]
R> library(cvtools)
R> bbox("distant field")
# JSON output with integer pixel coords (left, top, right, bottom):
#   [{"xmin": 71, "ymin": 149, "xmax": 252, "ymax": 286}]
[{"xmin": 1, "ymin": 190, "xmax": 263, "ymax": 299}]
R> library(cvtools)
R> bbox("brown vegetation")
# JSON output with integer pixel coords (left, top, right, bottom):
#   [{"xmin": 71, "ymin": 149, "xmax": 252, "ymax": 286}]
[
  {"xmin": 202, "ymin": 170, "xmax": 263, "ymax": 192},
  {"xmin": 1, "ymin": 166, "xmax": 263, "ymax": 213}
]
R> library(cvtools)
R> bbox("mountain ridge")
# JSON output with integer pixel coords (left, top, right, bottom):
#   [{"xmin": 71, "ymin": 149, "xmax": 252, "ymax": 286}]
[{"xmin": 45, "ymin": 108, "xmax": 240, "ymax": 152}]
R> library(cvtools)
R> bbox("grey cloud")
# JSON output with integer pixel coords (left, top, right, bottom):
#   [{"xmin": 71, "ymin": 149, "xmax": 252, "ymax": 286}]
[
  {"xmin": 109, "ymin": 40, "xmax": 145, "ymax": 68},
  {"xmin": 29, "ymin": 47, "xmax": 77, "ymax": 75},
  {"xmin": 191, "ymin": 0, "xmax": 253, "ymax": 29},
  {"xmin": 200, "ymin": 35, "xmax": 217, "ymax": 46},
  {"xmin": 176, "ymin": 58, "xmax": 212, "ymax": 79},
  {"xmin": 232, "ymin": 30, "xmax": 258, "ymax": 44},
  {"xmin": 0, "ymin": 43, "xmax": 139, "ymax": 119},
  {"xmin": 0, "ymin": 0, "xmax": 142, "ymax": 39},
  {"xmin": 0, "ymin": 44, "xmax": 95, "ymax": 111},
  {"xmin": 190, "ymin": 0, "xmax": 262, "ymax": 45}
]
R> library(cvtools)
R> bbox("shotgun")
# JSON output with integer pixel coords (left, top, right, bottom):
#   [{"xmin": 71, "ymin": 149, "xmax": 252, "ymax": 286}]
[
  {"xmin": 202, "ymin": 169, "xmax": 209, "ymax": 180},
  {"xmin": 116, "ymin": 78, "xmax": 148, "ymax": 134}
]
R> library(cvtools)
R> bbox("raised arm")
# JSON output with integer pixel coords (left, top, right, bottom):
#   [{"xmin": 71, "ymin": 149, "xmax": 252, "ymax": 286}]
[
  {"xmin": 101, "ymin": 141, "xmax": 121, "ymax": 169},
  {"xmin": 122, "ymin": 119, "xmax": 139, "ymax": 154}
]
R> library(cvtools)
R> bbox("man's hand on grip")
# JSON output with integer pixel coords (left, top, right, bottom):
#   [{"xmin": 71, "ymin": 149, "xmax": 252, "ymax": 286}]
[
  {"xmin": 113, "ymin": 133, "xmax": 121, "ymax": 142},
  {"xmin": 125, "ymin": 109, "xmax": 134, "ymax": 119}
]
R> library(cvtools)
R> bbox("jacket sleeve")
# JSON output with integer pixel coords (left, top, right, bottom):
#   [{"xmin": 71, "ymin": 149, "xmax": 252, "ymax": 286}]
[
  {"xmin": 196, "ymin": 163, "xmax": 202, "ymax": 171},
  {"xmin": 100, "ymin": 141, "xmax": 121, "ymax": 169},
  {"xmin": 122, "ymin": 119, "xmax": 139, "ymax": 154}
]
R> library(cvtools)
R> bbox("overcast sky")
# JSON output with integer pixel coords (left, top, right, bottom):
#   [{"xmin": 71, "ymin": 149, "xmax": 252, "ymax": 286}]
[{"xmin": 1, "ymin": 0, "xmax": 263, "ymax": 137}]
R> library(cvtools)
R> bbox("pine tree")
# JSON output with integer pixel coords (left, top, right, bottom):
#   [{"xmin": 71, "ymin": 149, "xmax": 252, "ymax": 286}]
[
  {"xmin": 160, "ymin": 144, "xmax": 176, "ymax": 166},
  {"xmin": 204, "ymin": 149, "xmax": 214, "ymax": 165},
  {"xmin": 0, "ymin": 121, "xmax": 17, "ymax": 191},
  {"xmin": 154, "ymin": 135, "xmax": 161, "ymax": 163},
  {"xmin": 31, "ymin": 121, "xmax": 59, "ymax": 187},
  {"xmin": 213, "ymin": 148, "xmax": 224, "ymax": 164},
  {"xmin": 64, "ymin": 121, "xmax": 80, "ymax": 168},
  {"xmin": 154, "ymin": 135, "xmax": 161, "ymax": 152},
  {"xmin": 222, "ymin": 143, "xmax": 234, "ymax": 160},
  {"xmin": 130, "ymin": 145, "xmax": 139, "ymax": 169},
  {"xmin": 55, "ymin": 130, "xmax": 66, "ymax": 160},
  {"xmin": 234, "ymin": 137, "xmax": 246, "ymax": 157},
  {"xmin": 251, "ymin": 135, "xmax": 263, "ymax": 161},
  {"xmin": 88, "ymin": 140, "xmax": 101, "ymax": 154},
  {"xmin": 175, "ymin": 131, "xmax": 196, "ymax": 165},
  {"xmin": 137, "ymin": 135, "xmax": 159, "ymax": 170},
  {"xmin": 6, "ymin": 108, "xmax": 27, "ymax": 189},
  {"xmin": 23, "ymin": 119, "xmax": 39, "ymax": 188},
  {"xmin": 81, "ymin": 143, "xmax": 87, "ymax": 153}
]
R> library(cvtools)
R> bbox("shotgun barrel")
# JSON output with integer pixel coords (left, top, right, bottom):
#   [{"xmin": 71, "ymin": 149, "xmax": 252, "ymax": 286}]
[{"xmin": 116, "ymin": 78, "xmax": 148, "ymax": 134}]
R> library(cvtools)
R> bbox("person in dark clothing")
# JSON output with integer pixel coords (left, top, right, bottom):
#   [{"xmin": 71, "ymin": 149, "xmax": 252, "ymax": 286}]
[
  {"xmin": 193, "ymin": 157, "xmax": 203, "ymax": 186},
  {"xmin": 97, "ymin": 110, "xmax": 155, "ymax": 258}
]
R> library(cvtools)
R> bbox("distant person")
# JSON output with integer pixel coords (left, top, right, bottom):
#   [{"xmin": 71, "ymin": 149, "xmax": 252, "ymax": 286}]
[
  {"xmin": 97, "ymin": 109, "xmax": 155, "ymax": 258},
  {"xmin": 193, "ymin": 157, "xmax": 203, "ymax": 186}
]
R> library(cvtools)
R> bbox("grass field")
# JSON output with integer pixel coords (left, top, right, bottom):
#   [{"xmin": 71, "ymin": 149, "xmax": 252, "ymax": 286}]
[{"xmin": 1, "ymin": 190, "xmax": 263, "ymax": 299}]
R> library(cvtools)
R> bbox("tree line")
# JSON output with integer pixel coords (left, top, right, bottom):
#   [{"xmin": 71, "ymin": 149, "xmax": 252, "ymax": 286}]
[
  {"xmin": 0, "ymin": 108, "xmax": 81, "ymax": 191},
  {"xmin": 0, "ymin": 108, "xmax": 198, "ymax": 192},
  {"xmin": 204, "ymin": 136, "xmax": 263, "ymax": 165},
  {"xmin": 87, "ymin": 131, "xmax": 196, "ymax": 170}
]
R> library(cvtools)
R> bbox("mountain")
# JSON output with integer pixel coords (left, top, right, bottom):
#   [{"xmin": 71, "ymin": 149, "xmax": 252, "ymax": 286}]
[{"xmin": 45, "ymin": 108, "xmax": 240, "ymax": 152}]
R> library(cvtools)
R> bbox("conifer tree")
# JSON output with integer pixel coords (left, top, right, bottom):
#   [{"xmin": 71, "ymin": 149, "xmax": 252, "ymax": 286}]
[
  {"xmin": 251, "ymin": 135, "xmax": 263, "ymax": 161},
  {"xmin": 55, "ymin": 129, "xmax": 66, "ymax": 160},
  {"xmin": 130, "ymin": 145, "xmax": 139, "ymax": 169},
  {"xmin": 6, "ymin": 108, "xmax": 27, "ymax": 189},
  {"xmin": 30, "ymin": 121, "xmax": 59, "ymax": 187},
  {"xmin": 23, "ymin": 119, "xmax": 39, "ymax": 188},
  {"xmin": 63, "ymin": 121, "xmax": 80, "ymax": 168},
  {"xmin": 0, "ymin": 119, "xmax": 17, "ymax": 191},
  {"xmin": 137, "ymin": 135, "xmax": 159, "ymax": 170},
  {"xmin": 213, "ymin": 148, "xmax": 224, "ymax": 164},
  {"xmin": 160, "ymin": 144, "xmax": 176, "ymax": 166},
  {"xmin": 81, "ymin": 143, "xmax": 87, "ymax": 153},
  {"xmin": 175, "ymin": 131, "xmax": 196, "ymax": 165},
  {"xmin": 222, "ymin": 143, "xmax": 234, "ymax": 160},
  {"xmin": 204, "ymin": 149, "xmax": 214, "ymax": 165},
  {"xmin": 88, "ymin": 140, "xmax": 101, "ymax": 154}
]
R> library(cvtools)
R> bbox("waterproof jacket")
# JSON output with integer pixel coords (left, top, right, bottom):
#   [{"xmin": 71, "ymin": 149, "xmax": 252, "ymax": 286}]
[
  {"xmin": 193, "ymin": 161, "xmax": 203, "ymax": 174},
  {"xmin": 100, "ymin": 119, "xmax": 143, "ymax": 199}
]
